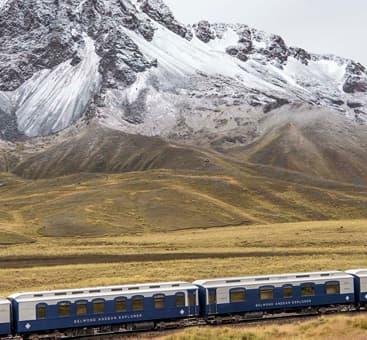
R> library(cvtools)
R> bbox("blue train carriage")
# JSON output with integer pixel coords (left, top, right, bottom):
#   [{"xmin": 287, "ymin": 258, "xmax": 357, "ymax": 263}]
[
  {"xmin": 193, "ymin": 271, "xmax": 355, "ymax": 322},
  {"xmin": 346, "ymin": 269, "xmax": 367, "ymax": 308},
  {"xmin": 0, "ymin": 298, "xmax": 11, "ymax": 338},
  {"xmin": 9, "ymin": 281, "xmax": 199, "ymax": 337}
]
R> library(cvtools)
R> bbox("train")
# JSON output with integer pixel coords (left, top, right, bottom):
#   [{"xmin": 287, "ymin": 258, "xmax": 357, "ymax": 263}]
[{"xmin": 1, "ymin": 269, "xmax": 367, "ymax": 339}]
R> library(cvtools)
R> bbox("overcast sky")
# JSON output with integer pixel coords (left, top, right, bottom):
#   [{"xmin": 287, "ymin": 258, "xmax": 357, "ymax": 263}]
[{"xmin": 165, "ymin": 0, "xmax": 367, "ymax": 66}]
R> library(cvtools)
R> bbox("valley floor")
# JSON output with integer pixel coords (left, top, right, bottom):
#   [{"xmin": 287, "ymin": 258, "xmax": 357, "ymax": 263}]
[
  {"xmin": 0, "ymin": 219, "xmax": 367, "ymax": 296},
  {"xmin": 1, "ymin": 169, "xmax": 367, "ymax": 338}
]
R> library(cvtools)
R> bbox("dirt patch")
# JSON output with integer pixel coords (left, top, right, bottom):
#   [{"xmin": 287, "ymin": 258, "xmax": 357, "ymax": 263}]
[
  {"xmin": 40, "ymin": 213, "xmax": 114, "ymax": 237},
  {"xmin": 0, "ymin": 251, "xmax": 354, "ymax": 269},
  {"xmin": 0, "ymin": 231, "xmax": 34, "ymax": 245}
]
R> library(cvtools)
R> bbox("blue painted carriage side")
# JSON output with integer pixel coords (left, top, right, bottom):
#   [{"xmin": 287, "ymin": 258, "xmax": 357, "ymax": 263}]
[
  {"xmin": 198, "ymin": 283, "xmax": 354, "ymax": 316},
  {"xmin": 0, "ymin": 322, "xmax": 11, "ymax": 336},
  {"xmin": 211, "ymin": 293, "xmax": 353, "ymax": 316},
  {"xmin": 13, "ymin": 293, "xmax": 199, "ymax": 334}
]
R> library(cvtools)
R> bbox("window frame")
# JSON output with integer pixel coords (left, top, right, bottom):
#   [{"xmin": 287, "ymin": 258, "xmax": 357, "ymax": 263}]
[
  {"xmin": 153, "ymin": 294, "xmax": 165, "ymax": 309},
  {"xmin": 230, "ymin": 288, "xmax": 246, "ymax": 303},
  {"xmin": 176, "ymin": 292, "xmax": 185, "ymax": 307},
  {"xmin": 57, "ymin": 301, "xmax": 71, "ymax": 318},
  {"xmin": 75, "ymin": 300, "xmax": 88, "ymax": 316},
  {"xmin": 260, "ymin": 286, "xmax": 275, "ymax": 301},
  {"xmin": 115, "ymin": 297, "xmax": 127, "ymax": 313},
  {"xmin": 325, "ymin": 281, "xmax": 340, "ymax": 295},
  {"xmin": 283, "ymin": 285, "xmax": 293, "ymax": 299},
  {"xmin": 208, "ymin": 290, "xmax": 217, "ymax": 305},
  {"xmin": 301, "ymin": 283, "xmax": 316, "ymax": 297},
  {"xmin": 36, "ymin": 303, "xmax": 48, "ymax": 320},
  {"xmin": 92, "ymin": 298, "xmax": 105, "ymax": 314},
  {"xmin": 188, "ymin": 292, "xmax": 196, "ymax": 306},
  {"xmin": 132, "ymin": 296, "xmax": 144, "ymax": 311}
]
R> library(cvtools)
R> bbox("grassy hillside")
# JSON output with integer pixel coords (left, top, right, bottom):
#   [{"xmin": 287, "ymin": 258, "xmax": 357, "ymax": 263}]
[
  {"xmin": 230, "ymin": 107, "xmax": 367, "ymax": 186},
  {"xmin": 12, "ymin": 126, "xmax": 219, "ymax": 179},
  {"xmin": 1, "ymin": 161, "xmax": 367, "ymax": 240}
]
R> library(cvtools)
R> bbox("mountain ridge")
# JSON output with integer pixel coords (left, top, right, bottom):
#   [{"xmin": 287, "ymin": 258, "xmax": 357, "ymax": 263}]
[{"xmin": 0, "ymin": 0, "xmax": 366, "ymax": 185}]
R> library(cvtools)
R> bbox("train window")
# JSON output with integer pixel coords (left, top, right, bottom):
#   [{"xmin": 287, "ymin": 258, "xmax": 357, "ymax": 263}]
[
  {"xmin": 132, "ymin": 297, "xmax": 144, "ymax": 311},
  {"xmin": 36, "ymin": 304, "xmax": 47, "ymax": 319},
  {"xmin": 58, "ymin": 302, "xmax": 71, "ymax": 317},
  {"xmin": 93, "ymin": 299, "xmax": 105, "ymax": 314},
  {"xmin": 115, "ymin": 298, "xmax": 127, "ymax": 312},
  {"xmin": 326, "ymin": 282, "xmax": 340, "ymax": 295},
  {"xmin": 209, "ymin": 291, "xmax": 216, "ymax": 304},
  {"xmin": 230, "ymin": 289, "xmax": 246, "ymax": 303},
  {"xmin": 154, "ymin": 295, "xmax": 165, "ymax": 309},
  {"xmin": 189, "ymin": 293, "xmax": 196, "ymax": 306},
  {"xmin": 260, "ymin": 287, "xmax": 274, "ymax": 300},
  {"xmin": 76, "ymin": 301, "xmax": 88, "ymax": 316},
  {"xmin": 301, "ymin": 284, "xmax": 315, "ymax": 297},
  {"xmin": 176, "ymin": 293, "xmax": 185, "ymax": 307},
  {"xmin": 283, "ymin": 286, "xmax": 293, "ymax": 298}
]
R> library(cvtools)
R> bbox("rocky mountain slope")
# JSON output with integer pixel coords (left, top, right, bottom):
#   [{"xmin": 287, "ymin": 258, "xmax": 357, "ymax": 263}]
[{"xmin": 0, "ymin": 0, "xmax": 366, "ymax": 184}]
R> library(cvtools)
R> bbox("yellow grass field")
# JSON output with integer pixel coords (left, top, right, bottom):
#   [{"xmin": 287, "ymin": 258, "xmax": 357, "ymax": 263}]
[
  {"xmin": 152, "ymin": 315, "xmax": 367, "ymax": 340},
  {"xmin": 0, "ymin": 218, "xmax": 367, "ymax": 296},
  {"xmin": 1, "ymin": 169, "xmax": 367, "ymax": 338}
]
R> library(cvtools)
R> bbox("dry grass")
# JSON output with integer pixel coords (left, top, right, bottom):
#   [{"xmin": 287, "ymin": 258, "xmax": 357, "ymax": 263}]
[
  {"xmin": 0, "ymin": 219, "xmax": 367, "ymax": 296},
  {"xmin": 1, "ymin": 168, "xmax": 367, "ymax": 338},
  {"xmin": 149, "ymin": 315, "xmax": 367, "ymax": 340},
  {"xmin": 1, "ymin": 167, "xmax": 367, "ymax": 240}
]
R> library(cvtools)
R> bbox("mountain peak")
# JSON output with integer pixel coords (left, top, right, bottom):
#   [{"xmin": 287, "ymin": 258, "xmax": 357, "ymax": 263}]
[{"xmin": 0, "ymin": 0, "xmax": 366, "ymax": 141}]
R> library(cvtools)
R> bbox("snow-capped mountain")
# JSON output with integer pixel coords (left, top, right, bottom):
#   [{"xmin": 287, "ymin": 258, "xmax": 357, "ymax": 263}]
[
  {"xmin": 0, "ymin": 0, "xmax": 366, "ymax": 142},
  {"xmin": 1, "ymin": 0, "xmax": 367, "ymax": 186}
]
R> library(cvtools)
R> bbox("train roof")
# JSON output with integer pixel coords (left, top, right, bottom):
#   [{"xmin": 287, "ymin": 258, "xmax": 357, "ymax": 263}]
[
  {"xmin": 193, "ymin": 271, "xmax": 353, "ymax": 287},
  {"xmin": 9, "ymin": 281, "xmax": 198, "ymax": 302},
  {"xmin": 0, "ymin": 298, "xmax": 10, "ymax": 305},
  {"xmin": 346, "ymin": 269, "xmax": 367, "ymax": 276}
]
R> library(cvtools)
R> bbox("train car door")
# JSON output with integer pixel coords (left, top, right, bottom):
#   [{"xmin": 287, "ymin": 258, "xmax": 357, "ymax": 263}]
[
  {"xmin": 188, "ymin": 290, "xmax": 197, "ymax": 315},
  {"xmin": 208, "ymin": 288, "xmax": 218, "ymax": 314}
]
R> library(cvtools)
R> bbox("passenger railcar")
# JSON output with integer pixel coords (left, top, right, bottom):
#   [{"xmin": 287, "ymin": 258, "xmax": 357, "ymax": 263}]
[
  {"xmin": 346, "ymin": 269, "xmax": 367, "ymax": 307},
  {"xmin": 194, "ymin": 271, "xmax": 355, "ymax": 320},
  {"xmin": 0, "ymin": 298, "xmax": 11, "ymax": 337},
  {"xmin": 9, "ymin": 282, "xmax": 199, "ymax": 336}
]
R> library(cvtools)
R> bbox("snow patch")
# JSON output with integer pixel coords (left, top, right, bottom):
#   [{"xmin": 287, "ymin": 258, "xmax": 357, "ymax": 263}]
[
  {"xmin": 15, "ymin": 36, "xmax": 101, "ymax": 137},
  {"xmin": 125, "ymin": 24, "xmax": 281, "ymax": 94},
  {"xmin": 284, "ymin": 57, "xmax": 347, "ymax": 85},
  {"xmin": 0, "ymin": 0, "xmax": 9, "ymax": 10},
  {"xmin": 207, "ymin": 28, "xmax": 239, "ymax": 52}
]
